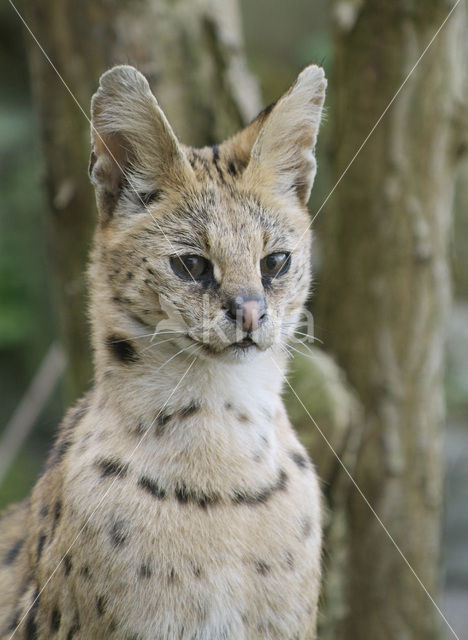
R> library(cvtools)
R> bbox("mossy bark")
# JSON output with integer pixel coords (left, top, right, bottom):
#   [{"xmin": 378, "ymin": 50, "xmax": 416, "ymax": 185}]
[
  {"xmin": 318, "ymin": 1, "xmax": 467, "ymax": 638},
  {"xmin": 24, "ymin": 0, "xmax": 260, "ymax": 401}
]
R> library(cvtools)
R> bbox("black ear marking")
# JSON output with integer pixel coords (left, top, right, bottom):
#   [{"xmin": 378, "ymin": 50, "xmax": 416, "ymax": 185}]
[{"xmin": 212, "ymin": 145, "xmax": 226, "ymax": 183}]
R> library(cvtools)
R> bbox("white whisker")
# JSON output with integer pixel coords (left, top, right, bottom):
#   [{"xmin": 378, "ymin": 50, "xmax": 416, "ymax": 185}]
[
  {"xmin": 156, "ymin": 342, "xmax": 200, "ymax": 371},
  {"xmin": 140, "ymin": 337, "xmax": 179, "ymax": 355},
  {"xmin": 293, "ymin": 330, "xmax": 323, "ymax": 345},
  {"xmin": 285, "ymin": 342, "xmax": 318, "ymax": 363}
]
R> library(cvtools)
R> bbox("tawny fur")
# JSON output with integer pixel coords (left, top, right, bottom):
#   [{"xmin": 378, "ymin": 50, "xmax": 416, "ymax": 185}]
[{"xmin": 0, "ymin": 64, "xmax": 326, "ymax": 639}]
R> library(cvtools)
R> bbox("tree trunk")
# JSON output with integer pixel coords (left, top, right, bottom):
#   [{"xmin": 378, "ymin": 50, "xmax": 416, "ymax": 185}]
[
  {"xmin": 319, "ymin": 1, "xmax": 467, "ymax": 638},
  {"xmin": 24, "ymin": 0, "xmax": 260, "ymax": 401}
]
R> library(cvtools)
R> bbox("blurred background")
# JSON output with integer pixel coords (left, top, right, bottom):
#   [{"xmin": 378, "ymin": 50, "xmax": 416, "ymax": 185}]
[{"xmin": 0, "ymin": 1, "xmax": 467, "ymax": 638}]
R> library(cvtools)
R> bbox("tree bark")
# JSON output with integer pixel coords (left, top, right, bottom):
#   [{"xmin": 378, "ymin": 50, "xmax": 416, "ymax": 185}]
[
  {"xmin": 285, "ymin": 349, "xmax": 363, "ymax": 639},
  {"xmin": 319, "ymin": 1, "xmax": 467, "ymax": 638},
  {"xmin": 24, "ymin": 0, "xmax": 260, "ymax": 401}
]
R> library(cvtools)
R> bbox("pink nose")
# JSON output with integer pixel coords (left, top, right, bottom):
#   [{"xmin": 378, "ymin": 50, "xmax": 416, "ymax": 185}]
[{"xmin": 226, "ymin": 296, "xmax": 266, "ymax": 331}]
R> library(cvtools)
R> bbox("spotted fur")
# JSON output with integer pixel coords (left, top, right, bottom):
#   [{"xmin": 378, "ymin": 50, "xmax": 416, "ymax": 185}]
[{"xmin": 0, "ymin": 64, "xmax": 326, "ymax": 639}]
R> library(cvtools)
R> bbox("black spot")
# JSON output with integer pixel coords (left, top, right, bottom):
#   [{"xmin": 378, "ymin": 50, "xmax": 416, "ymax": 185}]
[
  {"xmin": 179, "ymin": 401, "xmax": 201, "ymax": 418},
  {"xmin": 46, "ymin": 434, "xmax": 72, "ymax": 469},
  {"xmin": 197, "ymin": 491, "xmax": 219, "ymax": 509},
  {"xmin": 50, "ymin": 607, "xmax": 61, "ymax": 633},
  {"xmin": 232, "ymin": 486, "xmax": 272, "ymax": 506},
  {"xmin": 276, "ymin": 469, "xmax": 288, "ymax": 491},
  {"xmin": 285, "ymin": 551, "xmax": 295, "ymax": 570},
  {"xmin": 175, "ymin": 483, "xmax": 190, "ymax": 504},
  {"xmin": 96, "ymin": 596, "xmax": 106, "ymax": 616},
  {"xmin": 96, "ymin": 457, "xmax": 129, "ymax": 478},
  {"xmin": 80, "ymin": 566, "xmax": 90, "ymax": 579},
  {"xmin": 44, "ymin": 396, "xmax": 90, "ymax": 472},
  {"xmin": 139, "ymin": 563, "xmax": 152, "ymax": 578},
  {"xmin": 232, "ymin": 468, "xmax": 287, "ymax": 506},
  {"xmin": 254, "ymin": 560, "xmax": 270, "ymax": 576},
  {"xmin": 138, "ymin": 475, "xmax": 166, "ymax": 500},
  {"xmin": 227, "ymin": 161, "xmax": 237, "ymax": 177},
  {"xmin": 4, "ymin": 538, "xmax": 24, "ymax": 565},
  {"xmin": 192, "ymin": 563, "xmax": 202, "ymax": 578},
  {"xmin": 139, "ymin": 189, "xmax": 163, "ymax": 206},
  {"xmin": 40, "ymin": 505, "xmax": 49, "ymax": 518},
  {"xmin": 25, "ymin": 587, "xmax": 39, "ymax": 640},
  {"xmin": 238, "ymin": 413, "xmax": 250, "ymax": 423},
  {"xmin": 174, "ymin": 482, "xmax": 218, "ymax": 509},
  {"xmin": 155, "ymin": 411, "xmax": 172, "ymax": 434},
  {"xmin": 225, "ymin": 402, "xmax": 233, "ymax": 411},
  {"xmin": 290, "ymin": 451, "xmax": 309, "ymax": 470},
  {"xmin": 64, "ymin": 554, "xmax": 72, "ymax": 576},
  {"xmin": 53, "ymin": 500, "xmax": 62, "ymax": 525},
  {"xmin": 66, "ymin": 618, "xmax": 80, "ymax": 640},
  {"xmin": 135, "ymin": 419, "xmax": 146, "ymax": 435},
  {"xmin": 126, "ymin": 271, "xmax": 134, "ymax": 280},
  {"xmin": 7, "ymin": 610, "xmax": 21, "ymax": 632},
  {"xmin": 110, "ymin": 519, "xmax": 128, "ymax": 547},
  {"xmin": 68, "ymin": 395, "xmax": 91, "ymax": 430},
  {"xmin": 106, "ymin": 335, "xmax": 139, "ymax": 364},
  {"xmin": 37, "ymin": 534, "xmax": 46, "ymax": 561},
  {"xmin": 169, "ymin": 567, "xmax": 177, "ymax": 581},
  {"xmin": 302, "ymin": 516, "xmax": 312, "ymax": 539}
]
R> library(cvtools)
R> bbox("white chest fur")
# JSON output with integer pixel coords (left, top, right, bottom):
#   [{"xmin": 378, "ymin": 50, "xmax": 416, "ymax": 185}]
[{"xmin": 50, "ymin": 351, "xmax": 322, "ymax": 639}]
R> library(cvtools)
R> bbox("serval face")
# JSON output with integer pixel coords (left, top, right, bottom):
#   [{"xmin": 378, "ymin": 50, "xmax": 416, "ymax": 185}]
[{"xmin": 89, "ymin": 65, "xmax": 325, "ymax": 363}]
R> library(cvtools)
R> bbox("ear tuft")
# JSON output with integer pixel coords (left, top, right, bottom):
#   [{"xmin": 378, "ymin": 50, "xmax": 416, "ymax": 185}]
[
  {"xmin": 89, "ymin": 65, "xmax": 191, "ymax": 220},
  {"xmin": 243, "ymin": 65, "xmax": 327, "ymax": 205}
]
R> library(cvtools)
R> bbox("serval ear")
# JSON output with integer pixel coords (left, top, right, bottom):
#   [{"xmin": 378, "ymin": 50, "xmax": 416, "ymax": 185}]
[
  {"xmin": 241, "ymin": 65, "xmax": 326, "ymax": 205},
  {"xmin": 89, "ymin": 65, "xmax": 193, "ymax": 219}
]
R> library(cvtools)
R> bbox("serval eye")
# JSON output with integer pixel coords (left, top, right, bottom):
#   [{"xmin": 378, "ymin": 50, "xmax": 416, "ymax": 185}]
[
  {"xmin": 170, "ymin": 255, "xmax": 211, "ymax": 280},
  {"xmin": 260, "ymin": 252, "xmax": 291, "ymax": 277}
]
